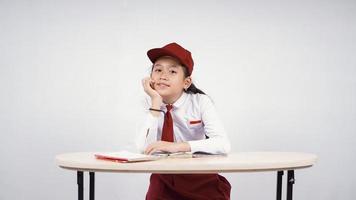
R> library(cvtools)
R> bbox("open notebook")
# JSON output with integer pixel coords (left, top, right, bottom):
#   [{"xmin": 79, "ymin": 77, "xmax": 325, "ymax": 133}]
[{"xmin": 94, "ymin": 151, "xmax": 226, "ymax": 163}]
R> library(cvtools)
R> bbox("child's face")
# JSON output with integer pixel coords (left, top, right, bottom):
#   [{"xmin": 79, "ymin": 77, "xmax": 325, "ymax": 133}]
[{"xmin": 151, "ymin": 56, "xmax": 191, "ymax": 102}]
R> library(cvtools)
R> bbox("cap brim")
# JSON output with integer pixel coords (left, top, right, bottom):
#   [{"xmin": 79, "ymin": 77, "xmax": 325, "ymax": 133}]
[{"xmin": 147, "ymin": 48, "xmax": 184, "ymax": 66}]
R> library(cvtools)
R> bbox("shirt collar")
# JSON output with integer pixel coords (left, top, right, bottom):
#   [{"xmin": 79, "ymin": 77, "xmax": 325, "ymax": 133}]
[{"xmin": 161, "ymin": 92, "xmax": 188, "ymax": 110}]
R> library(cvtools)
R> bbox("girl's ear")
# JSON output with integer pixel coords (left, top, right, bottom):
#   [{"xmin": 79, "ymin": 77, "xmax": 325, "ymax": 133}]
[{"xmin": 184, "ymin": 76, "xmax": 192, "ymax": 90}]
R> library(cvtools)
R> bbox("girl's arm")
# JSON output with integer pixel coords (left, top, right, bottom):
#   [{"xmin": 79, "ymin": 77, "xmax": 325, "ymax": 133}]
[
  {"xmin": 134, "ymin": 101, "xmax": 160, "ymax": 153},
  {"xmin": 135, "ymin": 77, "xmax": 164, "ymax": 153},
  {"xmin": 187, "ymin": 95, "xmax": 231, "ymax": 154},
  {"xmin": 144, "ymin": 141, "xmax": 191, "ymax": 155}
]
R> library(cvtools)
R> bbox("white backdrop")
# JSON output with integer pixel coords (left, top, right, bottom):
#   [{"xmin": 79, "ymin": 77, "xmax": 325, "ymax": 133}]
[{"xmin": 0, "ymin": 0, "xmax": 355, "ymax": 199}]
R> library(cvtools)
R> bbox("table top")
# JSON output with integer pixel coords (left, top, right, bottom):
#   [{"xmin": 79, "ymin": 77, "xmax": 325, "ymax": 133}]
[{"xmin": 56, "ymin": 152, "xmax": 317, "ymax": 173}]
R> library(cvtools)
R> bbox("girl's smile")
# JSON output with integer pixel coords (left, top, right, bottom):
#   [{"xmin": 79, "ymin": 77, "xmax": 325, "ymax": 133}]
[{"xmin": 155, "ymin": 82, "xmax": 170, "ymax": 89}]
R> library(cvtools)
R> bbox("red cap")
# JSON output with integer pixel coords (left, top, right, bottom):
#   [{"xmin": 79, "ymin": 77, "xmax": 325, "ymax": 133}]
[{"xmin": 147, "ymin": 42, "xmax": 194, "ymax": 75}]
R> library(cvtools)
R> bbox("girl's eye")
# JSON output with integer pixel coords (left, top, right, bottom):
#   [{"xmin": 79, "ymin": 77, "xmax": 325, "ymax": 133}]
[
  {"xmin": 154, "ymin": 69, "xmax": 162, "ymax": 72},
  {"xmin": 170, "ymin": 70, "xmax": 177, "ymax": 74}
]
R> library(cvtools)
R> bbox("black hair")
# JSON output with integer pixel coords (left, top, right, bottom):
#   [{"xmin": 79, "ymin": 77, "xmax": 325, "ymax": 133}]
[
  {"xmin": 181, "ymin": 66, "xmax": 206, "ymax": 95},
  {"xmin": 150, "ymin": 64, "xmax": 206, "ymax": 95}
]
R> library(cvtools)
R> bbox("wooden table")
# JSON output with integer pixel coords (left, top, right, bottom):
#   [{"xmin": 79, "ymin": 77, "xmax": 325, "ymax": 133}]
[{"xmin": 56, "ymin": 152, "xmax": 317, "ymax": 200}]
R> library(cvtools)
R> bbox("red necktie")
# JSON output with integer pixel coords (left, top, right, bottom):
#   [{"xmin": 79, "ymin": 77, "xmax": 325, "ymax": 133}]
[{"xmin": 161, "ymin": 104, "xmax": 174, "ymax": 142}]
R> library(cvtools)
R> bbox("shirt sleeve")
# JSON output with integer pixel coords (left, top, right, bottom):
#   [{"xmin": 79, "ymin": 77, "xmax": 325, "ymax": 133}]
[
  {"xmin": 134, "ymin": 97, "xmax": 162, "ymax": 153},
  {"xmin": 188, "ymin": 95, "xmax": 231, "ymax": 154}
]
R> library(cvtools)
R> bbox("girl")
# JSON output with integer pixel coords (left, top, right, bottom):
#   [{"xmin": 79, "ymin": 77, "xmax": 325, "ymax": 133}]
[{"xmin": 136, "ymin": 42, "xmax": 231, "ymax": 200}]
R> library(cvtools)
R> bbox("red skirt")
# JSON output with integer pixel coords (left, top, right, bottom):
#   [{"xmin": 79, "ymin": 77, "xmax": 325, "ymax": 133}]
[{"xmin": 146, "ymin": 174, "xmax": 231, "ymax": 200}]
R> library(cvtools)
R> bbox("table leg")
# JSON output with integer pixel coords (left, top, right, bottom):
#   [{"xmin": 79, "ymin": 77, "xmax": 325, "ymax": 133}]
[
  {"xmin": 77, "ymin": 171, "xmax": 84, "ymax": 200},
  {"xmin": 90, "ymin": 172, "xmax": 95, "ymax": 200},
  {"xmin": 287, "ymin": 170, "xmax": 295, "ymax": 200},
  {"xmin": 276, "ymin": 171, "xmax": 284, "ymax": 200}
]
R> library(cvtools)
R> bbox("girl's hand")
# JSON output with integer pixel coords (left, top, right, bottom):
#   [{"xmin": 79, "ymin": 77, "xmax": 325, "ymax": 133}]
[
  {"xmin": 144, "ymin": 141, "xmax": 191, "ymax": 155},
  {"xmin": 142, "ymin": 77, "xmax": 162, "ymax": 105}
]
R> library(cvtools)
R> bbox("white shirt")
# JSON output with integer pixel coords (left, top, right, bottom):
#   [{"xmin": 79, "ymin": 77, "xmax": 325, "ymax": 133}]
[{"xmin": 135, "ymin": 92, "xmax": 231, "ymax": 154}]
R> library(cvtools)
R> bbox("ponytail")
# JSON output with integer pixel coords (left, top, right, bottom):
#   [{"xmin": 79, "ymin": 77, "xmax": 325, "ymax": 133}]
[
  {"xmin": 185, "ymin": 83, "xmax": 205, "ymax": 95},
  {"xmin": 181, "ymin": 64, "xmax": 206, "ymax": 95}
]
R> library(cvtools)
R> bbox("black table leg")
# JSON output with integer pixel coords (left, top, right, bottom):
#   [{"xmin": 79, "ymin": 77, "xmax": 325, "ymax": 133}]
[
  {"xmin": 90, "ymin": 172, "xmax": 95, "ymax": 200},
  {"xmin": 287, "ymin": 170, "xmax": 295, "ymax": 200},
  {"xmin": 77, "ymin": 171, "xmax": 84, "ymax": 200},
  {"xmin": 276, "ymin": 171, "xmax": 284, "ymax": 200}
]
